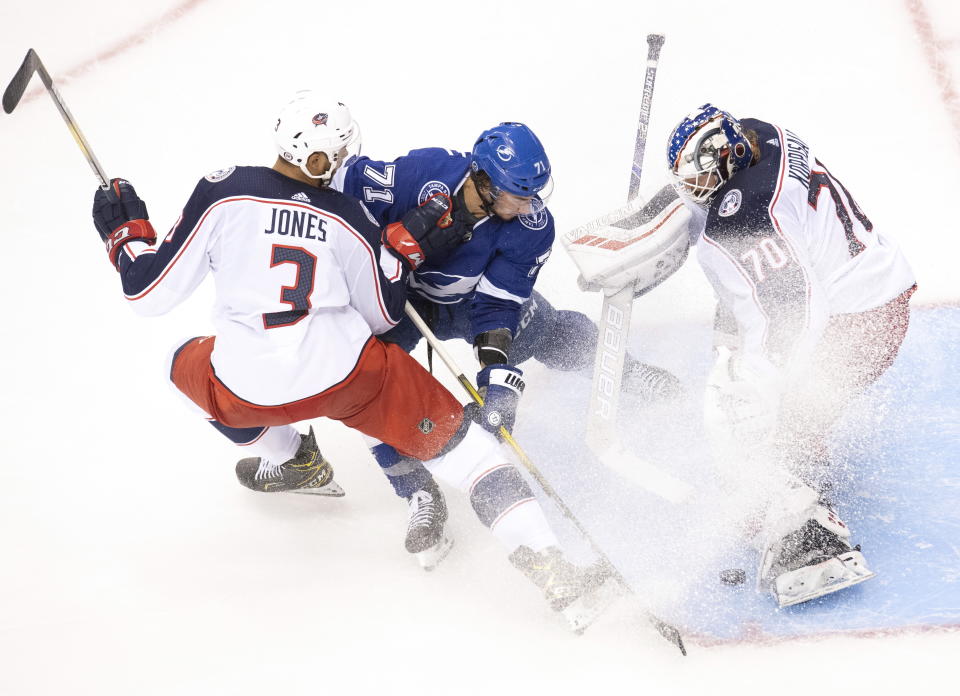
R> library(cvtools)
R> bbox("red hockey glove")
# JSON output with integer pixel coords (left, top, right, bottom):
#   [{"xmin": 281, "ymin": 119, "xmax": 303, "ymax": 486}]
[{"xmin": 383, "ymin": 193, "xmax": 465, "ymax": 270}]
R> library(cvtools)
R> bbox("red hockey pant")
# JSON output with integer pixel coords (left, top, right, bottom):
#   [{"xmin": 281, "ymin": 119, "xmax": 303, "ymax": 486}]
[{"xmin": 170, "ymin": 335, "xmax": 464, "ymax": 461}]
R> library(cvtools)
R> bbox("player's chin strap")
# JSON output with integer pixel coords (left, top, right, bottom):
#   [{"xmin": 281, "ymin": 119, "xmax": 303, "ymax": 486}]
[
  {"xmin": 403, "ymin": 301, "xmax": 687, "ymax": 656},
  {"xmin": 471, "ymin": 172, "xmax": 502, "ymax": 220}
]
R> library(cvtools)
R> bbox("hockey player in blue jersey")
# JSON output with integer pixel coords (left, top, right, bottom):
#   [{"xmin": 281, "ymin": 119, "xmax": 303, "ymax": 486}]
[
  {"xmin": 88, "ymin": 92, "xmax": 618, "ymax": 631},
  {"xmin": 332, "ymin": 122, "xmax": 680, "ymax": 568}
]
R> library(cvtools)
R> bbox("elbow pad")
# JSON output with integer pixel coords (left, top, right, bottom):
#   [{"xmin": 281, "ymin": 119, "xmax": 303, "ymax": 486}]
[{"xmin": 473, "ymin": 328, "xmax": 512, "ymax": 367}]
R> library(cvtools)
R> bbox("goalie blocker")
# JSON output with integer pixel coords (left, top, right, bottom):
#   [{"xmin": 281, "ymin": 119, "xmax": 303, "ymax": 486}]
[{"xmin": 563, "ymin": 185, "xmax": 691, "ymax": 296}]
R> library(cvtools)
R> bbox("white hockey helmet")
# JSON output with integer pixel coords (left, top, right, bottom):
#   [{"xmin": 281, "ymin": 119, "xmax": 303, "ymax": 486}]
[{"xmin": 273, "ymin": 91, "xmax": 360, "ymax": 182}]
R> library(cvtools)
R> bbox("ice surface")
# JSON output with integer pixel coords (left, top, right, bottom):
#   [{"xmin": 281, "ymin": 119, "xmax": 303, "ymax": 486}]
[{"xmin": 1, "ymin": 1, "xmax": 958, "ymax": 694}]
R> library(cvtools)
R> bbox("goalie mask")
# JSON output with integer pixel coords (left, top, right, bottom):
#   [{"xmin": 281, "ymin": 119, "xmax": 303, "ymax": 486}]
[
  {"xmin": 274, "ymin": 91, "xmax": 361, "ymax": 183},
  {"xmin": 666, "ymin": 104, "xmax": 752, "ymax": 205},
  {"xmin": 470, "ymin": 122, "xmax": 554, "ymax": 221}
]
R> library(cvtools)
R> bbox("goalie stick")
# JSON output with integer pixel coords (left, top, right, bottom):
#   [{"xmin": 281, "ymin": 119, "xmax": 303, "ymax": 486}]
[
  {"xmin": 565, "ymin": 34, "xmax": 695, "ymax": 505},
  {"xmin": 3, "ymin": 48, "xmax": 110, "ymax": 189},
  {"xmin": 404, "ymin": 301, "xmax": 686, "ymax": 655},
  {"xmin": 584, "ymin": 33, "xmax": 665, "ymax": 456}
]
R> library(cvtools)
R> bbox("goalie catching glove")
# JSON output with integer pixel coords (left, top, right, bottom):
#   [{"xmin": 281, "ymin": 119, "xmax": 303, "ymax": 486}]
[
  {"xmin": 383, "ymin": 193, "xmax": 465, "ymax": 270},
  {"xmin": 469, "ymin": 364, "xmax": 525, "ymax": 438},
  {"xmin": 92, "ymin": 178, "xmax": 157, "ymax": 270}
]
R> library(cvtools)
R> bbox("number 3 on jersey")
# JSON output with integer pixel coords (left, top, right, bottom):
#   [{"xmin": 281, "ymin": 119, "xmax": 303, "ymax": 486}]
[{"xmin": 263, "ymin": 245, "xmax": 317, "ymax": 329}]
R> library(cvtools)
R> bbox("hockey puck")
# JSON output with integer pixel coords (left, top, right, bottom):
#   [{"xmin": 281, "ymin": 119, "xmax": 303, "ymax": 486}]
[{"xmin": 719, "ymin": 568, "xmax": 746, "ymax": 586}]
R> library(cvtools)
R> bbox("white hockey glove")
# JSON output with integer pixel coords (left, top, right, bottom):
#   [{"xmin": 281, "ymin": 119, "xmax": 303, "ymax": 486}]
[
  {"xmin": 704, "ymin": 347, "xmax": 780, "ymax": 451},
  {"xmin": 562, "ymin": 185, "xmax": 691, "ymax": 296}
]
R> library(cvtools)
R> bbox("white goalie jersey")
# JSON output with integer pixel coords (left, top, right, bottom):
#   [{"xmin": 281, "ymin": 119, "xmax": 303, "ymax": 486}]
[
  {"xmin": 113, "ymin": 166, "xmax": 407, "ymax": 406},
  {"xmin": 691, "ymin": 119, "xmax": 915, "ymax": 397}
]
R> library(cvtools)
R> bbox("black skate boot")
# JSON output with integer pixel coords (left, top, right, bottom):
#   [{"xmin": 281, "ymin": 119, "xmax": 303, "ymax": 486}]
[
  {"xmin": 235, "ymin": 427, "xmax": 344, "ymax": 497},
  {"xmin": 404, "ymin": 478, "xmax": 452, "ymax": 571},
  {"xmin": 761, "ymin": 513, "xmax": 875, "ymax": 607},
  {"xmin": 622, "ymin": 358, "xmax": 683, "ymax": 404},
  {"xmin": 509, "ymin": 546, "xmax": 617, "ymax": 633}
]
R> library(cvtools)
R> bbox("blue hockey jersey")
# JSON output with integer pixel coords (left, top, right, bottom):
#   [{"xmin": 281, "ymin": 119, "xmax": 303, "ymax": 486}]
[{"xmin": 333, "ymin": 147, "xmax": 555, "ymax": 337}]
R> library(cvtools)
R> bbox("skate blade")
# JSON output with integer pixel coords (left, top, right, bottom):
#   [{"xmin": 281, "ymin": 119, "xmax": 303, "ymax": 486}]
[
  {"xmin": 415, "ymin": 535, "xmax": 454, "ymax": 571},
  {"xmin": 292, "ymin": 480, "xmax": 346, "ymax": 497},
  {"xmin": 561, "ymin": 578, "xmax": 621, "ymax": 635},
  {"xmin": 775, "ymin": 551, "xmax": 877, "ymax": 608}
]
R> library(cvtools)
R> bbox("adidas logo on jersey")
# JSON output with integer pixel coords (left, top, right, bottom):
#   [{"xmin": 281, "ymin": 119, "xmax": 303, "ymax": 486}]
[{"xmin": 291, "ymin": 192, "xmax": 312, "ymax": 203}]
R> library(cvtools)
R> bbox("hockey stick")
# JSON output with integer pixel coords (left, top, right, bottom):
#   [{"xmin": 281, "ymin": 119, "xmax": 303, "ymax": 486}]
[
  {"xmin": 3, "ymin": 49, "xmax": 110, "ymax": 189},
  {"xmin": 404, "ymin": 301, "xmax": 686, "ymax": 655},
  {"xmin": 584, "ymin": 34, "xmax": 665, "ymax": 455}
]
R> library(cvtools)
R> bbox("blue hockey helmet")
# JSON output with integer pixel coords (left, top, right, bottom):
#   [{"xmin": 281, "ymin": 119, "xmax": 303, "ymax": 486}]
[
  {"xmin": 470, "ymin": 122, "xmax": 552, "ymax": 198},
  {"xmin": 666, "ymin": 104, "xmax": 753, "ymax": 204}
]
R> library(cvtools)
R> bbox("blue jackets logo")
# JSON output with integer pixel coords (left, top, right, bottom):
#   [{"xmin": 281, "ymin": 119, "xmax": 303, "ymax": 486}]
[
  {"xmin": 418, "ymin": 180, "xmax": 451, "ymax": 205},
  {"xmin": 312, "ymin": 113, "xmax": 328, "ymax": 126},
  {"xmin": 718, "ymin": 189, "xmax": 742, "ymax": 217},
  {"xmin": 205, "ymin": 166, "xmax": 236, "ymax": 183}
]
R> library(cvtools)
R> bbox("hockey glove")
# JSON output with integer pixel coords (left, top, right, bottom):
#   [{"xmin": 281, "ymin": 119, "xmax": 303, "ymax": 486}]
[
  {"xmin": 92, "ymin": 178, "xmax": 157, "ymax": 270},
  {"xmin": 703, "ymin": 347, "xmax": 779, "ymax": 454},
  {"xmin": 472, "ymin": 364, "xmax": 525, "ymax": 437},
  {"xmin": 383, "ymin": 193, "xmax": 464, "ymax": 270}
]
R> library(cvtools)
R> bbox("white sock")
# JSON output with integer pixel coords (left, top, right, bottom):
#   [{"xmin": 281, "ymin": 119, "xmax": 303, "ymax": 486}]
[{"xmin": 240, "ymin": 425, "xmax": 301, "ymax": 465}]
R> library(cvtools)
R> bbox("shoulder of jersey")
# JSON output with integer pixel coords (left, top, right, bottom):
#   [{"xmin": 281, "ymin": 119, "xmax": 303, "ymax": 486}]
[
  {"xmin": 706, "ymin": 125, "xmax": 784, "ymax": 239},
  {"xmin": 397, "ymin": 147, "xmax": 469, "ymax": 204},
  {"xmin": 198, "ymin": 165, "xmax": 372, "ymax": 227},
  {"xmin": 405, "ymin": 147, "xmax": 468, "ymax": 161},
  {"xmin": 502, "ymin": 205, "xmax": 554, "ymax": 241},
  {"xmin": 197, "ymin": 165, "xmax": 282, "ymax": 199}
]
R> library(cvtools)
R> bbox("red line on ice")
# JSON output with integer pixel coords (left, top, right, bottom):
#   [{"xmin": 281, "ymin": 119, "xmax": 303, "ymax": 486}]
[
  {"xmin": 19, "ymin": 0, "xmax": 211, "ymax": 105},
  {"xmin": 906, "ymin": 0, "xmax": 960, "ymax": 150}
]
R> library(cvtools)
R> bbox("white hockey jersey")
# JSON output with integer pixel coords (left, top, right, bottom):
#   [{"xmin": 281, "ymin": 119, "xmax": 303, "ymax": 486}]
[
  {"xmin": 115, "ymin": 166, "xmax": 406, "ymax": 405},
  {"xmin": 688, "ymin": 119, "xmax": 915, "ymax": 395}
]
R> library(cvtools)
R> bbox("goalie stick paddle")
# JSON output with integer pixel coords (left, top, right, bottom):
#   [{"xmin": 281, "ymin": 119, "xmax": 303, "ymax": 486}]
[
  {"xmin": 404, "ymin": 302, "xmax": 686, "ymax": 655},
  {"xmin": 3, "ymin": 48, "xmax": 110, "ymax": 188}
]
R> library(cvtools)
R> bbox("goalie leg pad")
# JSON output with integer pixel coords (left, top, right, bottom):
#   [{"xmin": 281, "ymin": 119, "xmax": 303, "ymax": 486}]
[{"xmin": 774, "ymin": 549, "xmax": 876, "ymax": 607}]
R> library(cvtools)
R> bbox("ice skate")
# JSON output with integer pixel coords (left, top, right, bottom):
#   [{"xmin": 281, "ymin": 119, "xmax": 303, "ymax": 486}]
[
  {"xmin": 509, "ymin": 546, "xmax": 617, "ymax": 634},
  {"xmin": 235, "ymin": 427, "xmax": 345, "ymax": 497},
  {"xmin": 405, "ymin": 478, "xmax": 452, "ymax": 571},
  {"xmin": 761, "ymin": 515, "xmax": 876, "ymax": 608}
]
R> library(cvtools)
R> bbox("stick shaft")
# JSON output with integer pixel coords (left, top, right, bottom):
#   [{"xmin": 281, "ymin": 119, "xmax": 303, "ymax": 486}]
[
  {"xmin": 404, "ymin": 302, "xmax": 608, "ymax": 551},
  {"xmin": 3, "ymin": 49, "xmax": 109, "ymax": 188},
  {"xmin": 627, "ymin": 34, "xmax": 666, "ymax": 202}
]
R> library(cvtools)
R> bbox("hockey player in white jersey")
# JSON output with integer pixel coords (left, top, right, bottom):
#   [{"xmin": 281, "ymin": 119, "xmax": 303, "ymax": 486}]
[
  {"xmin": 88, "ymin": 90, "xmax": 612, "ymax": 630},
  {"xmin": 661, "ymin": 104, "xmax": 916, "ymax": 606}
]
